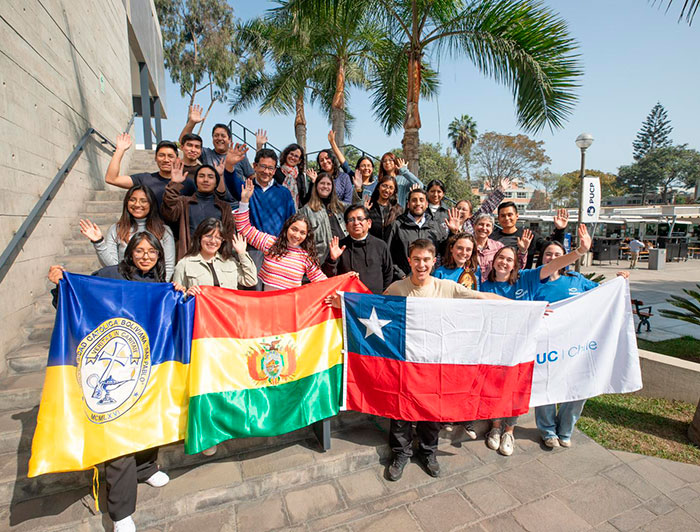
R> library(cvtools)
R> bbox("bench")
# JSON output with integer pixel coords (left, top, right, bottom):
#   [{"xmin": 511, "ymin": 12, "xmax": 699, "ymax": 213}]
[{"xmin": 631, "ymin": 299, "xmax": 653, "ymax": 333}]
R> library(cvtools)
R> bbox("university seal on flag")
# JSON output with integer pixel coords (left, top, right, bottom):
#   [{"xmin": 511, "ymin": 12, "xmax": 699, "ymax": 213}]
[
  {"xmin": 247, "ymin": 338, "xmax": 297, "ymax": 385},
  {"xmin": 75, "ymin": 318, "xmax": 152, "ymax": 424}
]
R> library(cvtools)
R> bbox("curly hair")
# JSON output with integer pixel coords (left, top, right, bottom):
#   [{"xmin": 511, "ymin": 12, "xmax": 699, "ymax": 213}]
[
  {"xmin": 267, "ymin": 213, "xmax": 319, "ymax": 266},
  {"xmin": 442, "ymin": 233, "xmax": 478, "ymax": 272},
  {"xmin": 116, "ymin": 185, "xmax": 165, "ymax": 243},
  {"xmin": 280, "ymin": 143, "xmax": 305, "ymax": 176},
  {"xmin": 119, "ymin": 232, "xmax": 166, "ymax": 282}
]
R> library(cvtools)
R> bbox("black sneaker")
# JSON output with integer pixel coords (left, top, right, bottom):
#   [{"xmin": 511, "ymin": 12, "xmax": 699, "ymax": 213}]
[
  {"xmin": 387, "ymin": 454, "xmax": 410, "ymax": 481},
  {"xmin": 420, "ymin": 453, "xmax": 440, "ymax": 477}
]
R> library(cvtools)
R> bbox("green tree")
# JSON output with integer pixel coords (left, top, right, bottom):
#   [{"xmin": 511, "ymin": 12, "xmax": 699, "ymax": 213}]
[
  {"xmin": 639, "ymin": 146, "xmax": 700, "ymax": 202},
  {"xmin": 633, "ymin": 102, "xmax": 673, "ymax": 160},
  {"xmin": 555, "ymin": 169, "xmax": 623, "ymax": 207},
  {"xmin": 155, "ymin": 0, "xmax": 245, "ymax": 131},
  {"xmin": 300, "ymin": 0, "xmax": 582, "ymax": 174},
  {"xmin": 448, "ymin": 115, "xmax": 478, "ymax": 184},
  {"xmin": 471, "ymin": 132, "xmax": 550, "ymax": 188}
]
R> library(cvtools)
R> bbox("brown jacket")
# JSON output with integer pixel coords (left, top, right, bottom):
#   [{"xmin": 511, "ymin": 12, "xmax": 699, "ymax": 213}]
[{"xmin": 160, "ymin": 181, "xmax": 235, "ymax": 260}]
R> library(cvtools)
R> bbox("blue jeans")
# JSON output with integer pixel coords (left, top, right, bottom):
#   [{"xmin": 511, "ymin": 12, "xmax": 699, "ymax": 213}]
[{"xmin": 535, "ymin": 400, "xmax": 586, "ymax": 442}]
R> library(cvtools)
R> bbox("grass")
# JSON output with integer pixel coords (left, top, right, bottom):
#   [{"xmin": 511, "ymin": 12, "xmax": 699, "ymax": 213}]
[
  {"xmin": 637, "ymin": 335, "xmax": 700, "ymax": 363},
  {"xmin": 578, "ymin": 393, "xmax": 700, "ymax": 465}
]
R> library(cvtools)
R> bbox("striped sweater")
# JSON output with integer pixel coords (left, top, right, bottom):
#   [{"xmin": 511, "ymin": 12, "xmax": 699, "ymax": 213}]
[{"xmin": 234, "ymin": 206, "xmax": 326, "ymax": 289}]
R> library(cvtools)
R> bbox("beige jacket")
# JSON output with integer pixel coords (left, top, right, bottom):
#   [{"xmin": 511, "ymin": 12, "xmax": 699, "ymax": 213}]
[{"xmin": 172, "ymin": 252, "xmax": 257, "ymax": 289}]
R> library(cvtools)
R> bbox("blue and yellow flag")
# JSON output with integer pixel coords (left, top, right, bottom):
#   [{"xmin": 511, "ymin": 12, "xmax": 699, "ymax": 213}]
[{"xmin": 28, "ymin": 272, "xmax": 194, "ymax": 477}]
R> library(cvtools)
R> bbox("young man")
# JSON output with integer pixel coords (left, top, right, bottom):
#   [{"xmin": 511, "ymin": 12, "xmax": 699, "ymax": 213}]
[
  {"xmin": 105, "ymin": 134, "xmax": 195, "ymax": 207},
  {"xmin": 180, "ymin": 133, "xmax": 203, "ymax": 178},
  {"xmin": 383, "ymin": 239, "xmax": 504, "ymax": 481},
  {"xmin": 492, "ymin": 202, "xmax": 567, "ymax": 267},
  {"xmin": 323, "ymin": 204, "xmax": 393, "ymax": 294},
  {"xmin": 387, "ymin": 188, "xmax": 446, "ymax": 280},
  {"xmin": 180, "ymin": 105, "xmax": 255, "ymax": 178}
]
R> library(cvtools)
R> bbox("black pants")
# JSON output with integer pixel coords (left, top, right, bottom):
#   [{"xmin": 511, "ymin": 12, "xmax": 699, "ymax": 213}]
[
  {"xmin": 389, "ymin": 419, "xmax": 441, "ymax": 458},
  {"xmin": 239, "ymin": 246, "xmax": 264, "ymax": 291},
  {"xmin": 105, "ymin": 448, "xmax": 159, "ymax": 521}
]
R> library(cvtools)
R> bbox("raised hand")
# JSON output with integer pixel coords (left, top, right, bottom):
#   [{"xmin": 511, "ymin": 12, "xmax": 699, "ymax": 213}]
[
  {"xmin": 328, "ymin": 236, "xmax": 346, "ymax": 261},
  {"xmin": 397, "ymin": 157, "xmax": 408, "ymax": 169},
  {"xmin": 409, "ymin": 183, "xmax": 422, "ymax": 192},
  {"xmin": 553, "ymin": 208, "xmax": 569, "ymax": 230},
  {"xmin": 231, "ymin": 233, "xmax": 247, "ymax": 255},
  {"xmin": 79, "ymin": 218, "xmax": 103, "ymax": 243},
  {"xmin": 306, "ymin": 168, "xmax": 318, "ymax": 183},
  {"xmin": 226, "ymin": 143, "xmax": 249, "ymax": 168},
  {"xmin": 115, "ymin": 133, "xmax": 132, "ymax": 152},
  {"xmin": 170, "ymin": 157, "xmax": 186, "ymax": 183},
  {"xmin": 328, "ymin": 130, "xmax": 337, "ymax": 146},
  {"xmin": 363, "ymin": 195, "xmax": 373, "ymax": 211},
  {"xmin": 517, "ymin": 228, "xmax": 534, "ymax": 253},
  {"xmin": 499, "ymin": 177, "xmax": 512, "ymax": 191},
  {"xmin": 578, "ymin": 224, "xmax": 592, "ymax": 253},
  {"xmin": 213, "ymin": 156, "xmax": 226, "ymax": 177},
  {"xmin": 48, "ymin": 265, "xmax": 65, "ymax": 285},
  {"xmin": 189, "ymin": 104, "xmax": 204, "ymax": 124},
  {"xmin": 240, "ymin": 178, "xmax": 254, "ymax": 203},
  {"xmin": 256, "ymin": 129, "xmax": 268, "ymax": 150},
  {"xmin": 352, "ymin": 171, "xmax": 363, "ymax": 192},
  {"xmin": 446, "ymin": 207, "xmax": 462, "ymax": 233}
]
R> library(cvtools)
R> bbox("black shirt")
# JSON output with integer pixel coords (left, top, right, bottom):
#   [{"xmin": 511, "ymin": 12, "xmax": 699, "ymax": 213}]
[{"xmin": 131, "ymin": 172, "xmax": 196, "ymax": 207}]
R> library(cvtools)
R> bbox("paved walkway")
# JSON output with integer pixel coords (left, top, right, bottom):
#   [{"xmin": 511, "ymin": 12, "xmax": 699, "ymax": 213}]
[{"xmin": 582, "ymin": 259, "xmax": 700, "ymax": 341}]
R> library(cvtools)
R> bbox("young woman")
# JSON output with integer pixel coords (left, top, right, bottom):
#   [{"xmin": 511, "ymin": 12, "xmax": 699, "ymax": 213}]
[
  {"xmin": 469, "ymin": 213, "xmax": 527, "ymax": 282},
  {"xmin": 533, "ymin": 241, "xmax": 630, "ymax": 449},
  {"xmin": 48, "ymin": 232, "xmax": 181, "ymax": 532},
  {"xmin": 433, "ymin": 233, "xmax": 481, "ymax": 291},
  {"xmin": 425, "ymin": 179, "xmax": 449, "ymax": 229},
  {"xmin": 299, "ymin": 173, "xmax": 348, "ymax": 262},
  {"xmin": 79, "ymin": 185, "xmax": 176, "ymax": 280},
  {"xmin": 327, "ymin": 130, "xmax": 377, "ymax": 200},
  {"xmin": 446, "ymin": 178, "xmax": 510, "ymax": 235},
  {"xmin": 273, "ymin": 143, "xmax": 307, "ymax": 207},
  {"xmin": 377, "ymin": 152, "xmax": 422, "ymax": 207},
  {"xmin": 480, "ymin": 225, "xmax": 592, "ymax": 457},
  {"xmin": 161, "ymin": 162, "xmax": 235, "ymax": 260},
  {"xmin": 366, "ymin": 175, "xmax": 403, "ymax": 242},
  {"xmin": 235, "ymin": 179, "xmax": 327, "ymax": 290},
  {"xmin": 313, "ymin": 148, "xmax": 354, "ymax": 204}
]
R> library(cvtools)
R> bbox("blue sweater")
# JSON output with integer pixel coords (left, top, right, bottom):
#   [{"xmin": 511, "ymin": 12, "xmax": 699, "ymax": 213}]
[{"xmin": 224, "ymin": 168, "xmax": 295, "ymax": 236}]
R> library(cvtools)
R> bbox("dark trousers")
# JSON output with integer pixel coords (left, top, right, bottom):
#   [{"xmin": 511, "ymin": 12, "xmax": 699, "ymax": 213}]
[
  {"xmin": 240, "ymin": 246, "xmax": 264, "ymax": 291},
  {"xmin": 389, "ymin": 419, "xmax": 441, "ymax": 458},
  {"xmin": 105, "ymin": 448, "xmax": 159, "ymax": 521}
]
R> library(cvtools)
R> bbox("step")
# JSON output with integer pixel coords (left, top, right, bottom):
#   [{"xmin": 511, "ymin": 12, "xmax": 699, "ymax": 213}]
[
  {"xmin": 56, "ymin": 254, "xmax": 101, "ymax": 275},
  {"xmin": 22, "ymin": 315, "xmax": 55, "ymax": 344},
  {"xmin": 63, "ymin": 239, "xmax": 101, "ymax": 256},
  {"xmin": 0, "ymin": 412, "xmax": 379, "ymax": 511},
  {"xmin": 81, "ymin": 201, "xmax": 124, "ymax": 214},
  {"xmin": 0, "ymin": 373, "xmax": 45, "ymax": 414},
  {"xmin": 93, "ymin": 190, "xmax": 126, "ymax": 202},
  {"xmin": 75, "ymin": 213, "xmax": 121, "ymax": 226},
  {"xmin": 6, "ymin": 340, "xmax": 50, "ymax": 376},
  {"xmin": 68, "ymin": 223, "xmax": 114, "ymax": 241}
]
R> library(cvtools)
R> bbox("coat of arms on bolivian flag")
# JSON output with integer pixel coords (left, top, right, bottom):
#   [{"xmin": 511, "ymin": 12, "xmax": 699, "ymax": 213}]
[
  {"xmin": 185, "ymin": 273, "xmax": 369, "ymax": 454},
  {"xmin": 28, "ymin": 273, "xmax": 194, "ymax": 477}
]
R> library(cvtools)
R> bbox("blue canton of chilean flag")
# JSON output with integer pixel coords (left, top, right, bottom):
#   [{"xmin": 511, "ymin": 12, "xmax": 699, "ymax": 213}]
[{"xmin": 341, "ymin": 292, "xmax": 546, "ymax": 422}]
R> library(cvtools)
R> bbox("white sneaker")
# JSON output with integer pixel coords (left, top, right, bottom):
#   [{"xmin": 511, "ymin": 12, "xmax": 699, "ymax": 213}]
[
  {"xmin": 462, "ymin": 423, "xmax": 478, "ymax": 440},
  {"xmin": 544, "ymin": 437, "xmax": 560, "ymax": 448},
  {"xmin": 145, "ymin": 470, "xmax": 169, "ymax": 488},
  {"xmin": 558, "ymin": 438, "xmax": 572, "ymax": 448},
  {"xmin": 486, "ymin": 427, "xmax": 502, "ymax": 450},
  {"xmin": 114, "ymin": 515, "xmax": 136, "ymax": 532},
  {"xmin": 499, "ymin": 432, "xmax": 515, "ymax": 456},
  {"xmin": 201, "ymin": 445, "xmax": 218, "ymax": 456}
]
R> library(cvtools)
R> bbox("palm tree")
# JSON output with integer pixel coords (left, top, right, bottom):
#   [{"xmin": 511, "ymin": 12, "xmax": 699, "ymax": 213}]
[
  {"xmin": 448, "ymin": 115, "xmax": 478, "ymax": 184},
  {"xmin": 299, "ymin": 0, "xmax": 582, "ymax": 174},
  {"xmin": 652, "ymin": 0, "xmax": 698, "ymax": 24}
]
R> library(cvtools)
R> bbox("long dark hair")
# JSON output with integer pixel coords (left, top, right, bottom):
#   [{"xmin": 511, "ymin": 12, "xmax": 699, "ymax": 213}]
[
  {"xmin": 369, "ymin": 175, "xmax": 402, "ymax": 227},
  {"xmin": 378, "ymin": 152, "xmax": 400, "ymax": 180},
  {"xmin": 119, "ymin": 232, "xmax": 166, "ymax": 281},
  {"xmin": 280, "ymin": 143, "xmax": 305, "ymax": 175},
  {"xmin": 316, "ymin": 149, "xmax": 339, "ymax": 178},
  {"xmin": 306, "ymin": 173, "xmax": 344, "ymax": 214},
  {"xmin": 185, "ymin": 218, "xmax": 233, "ymax": 260},
  {"xmin": 116, "ymin": 185, "xmax": 165, "ymax": 243},
  {"xmin": 443, "ymin": 233, "xmax": 478, "ymax": 272},
  {"xmin": 486, "ymin": 246, "xmax": 519, "ymax": 285},
  {"xmin": 267, "ymin": 213, "xmax": 319, "ymax": 266}
]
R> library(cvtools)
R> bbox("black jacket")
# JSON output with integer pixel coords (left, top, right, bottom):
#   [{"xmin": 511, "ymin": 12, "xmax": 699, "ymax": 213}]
[
  {"xmin": 367, "ymin": 203, "xmax": 398, "ymax": 242},
  {"xmin": 491, "ymin": 226, "xmax": 566, "ymax": 268},
  {"xmin": 387, "ymin": 213, "xmax": 447, "ymax": 280},
  {"xmin": 322, "ymin": 234, "xmax": 393, "ymax": 295}
]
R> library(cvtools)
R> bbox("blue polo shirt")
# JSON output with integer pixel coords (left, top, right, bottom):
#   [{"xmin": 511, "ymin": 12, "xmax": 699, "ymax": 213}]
[
  {"xmin": 480, "ymin": 266, "xmax": 545, "ymax": 301},
  {"xmin": 534, "ymin": 271, "xmax": 598, "ymax": 303}
]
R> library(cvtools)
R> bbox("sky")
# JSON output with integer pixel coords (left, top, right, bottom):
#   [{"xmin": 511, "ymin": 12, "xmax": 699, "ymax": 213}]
[{"xmin": 143, "ymin": 0, "xmax": 699, "ymax": 177}]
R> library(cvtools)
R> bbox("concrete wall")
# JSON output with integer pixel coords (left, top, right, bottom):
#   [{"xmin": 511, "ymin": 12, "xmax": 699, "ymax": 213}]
[
  {"xmin": 0, "ymin": 0, "xmax": 136, "ymax": 370},
  {"xmin": 636, "ymin": 349, "xmax": 700, "ymax": 404}
]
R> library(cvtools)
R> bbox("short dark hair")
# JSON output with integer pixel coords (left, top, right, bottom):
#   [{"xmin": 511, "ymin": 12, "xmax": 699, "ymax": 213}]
[
  {"xmin": 255, "ymin": 148, "xmax": 278, "ymax": 164},
  {"xmin": 212, "ymin": 123, "xmax": 231, "ymax": 139},
  {"xmin": 407, "ymin": 188, "xmax": 427, "ymax": 202},
  {"xmin": 181, "ymin": 133, "xmax": 203, "ymax": 147},
  {"xmin": 344, "ymin": 203, "xmax": 370, "ymax": 223},
  {"xmin": 155, "ymin": 140, "xmax": 178, "ymax": 155},
  {"xmin": 408, "ymin": 238, "xmax": 436, "ymax": 258},
  {"xmin": 193, "ymin": 164, "xmax": 221, "ymax": 189},
  {"xmin": 497, "ymin": 201, "xmax": 518, "ymax": 214},
  {"xmin": 185, "ymin": 218, "xmax": 233, "ymax": 260}
]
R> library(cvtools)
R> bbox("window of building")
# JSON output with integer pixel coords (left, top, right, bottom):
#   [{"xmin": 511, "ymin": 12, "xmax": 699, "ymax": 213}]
[
  {"xmin": 504, "ymin": 192, "xmax": 513, "ymax": 198},
  {"xmin": 517, "ymin": 192, "xmax": 527, "ymax": 199}
]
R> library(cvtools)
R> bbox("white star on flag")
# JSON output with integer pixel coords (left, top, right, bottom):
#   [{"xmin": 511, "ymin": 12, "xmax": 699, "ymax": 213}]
[{"xmin": 358, "ymin": 307, "xmax": 392, "ymax": 341}]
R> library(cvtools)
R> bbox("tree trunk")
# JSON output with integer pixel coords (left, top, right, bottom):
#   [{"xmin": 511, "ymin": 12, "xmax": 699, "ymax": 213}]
[
  {"xmin": 402, "ymin": 50, "xmax": 422, "ymax": 175},
  {"xmin": 294, "ymin": 94, "xmax": 307, "ymax": 154},
  {"xmin": 331, "ymin": 60, "xmax": 346, "ymax": 147},
  {"xmin": 689, "ymin": 398, "xmax": 700, "ymax": 446},
  {"xmin": 464, "ymin": 154, "xmax": 471, "ymax": 186}
]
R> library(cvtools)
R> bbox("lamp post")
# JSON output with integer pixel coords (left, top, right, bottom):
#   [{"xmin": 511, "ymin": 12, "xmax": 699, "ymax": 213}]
[{"xmin": 575, "ymin": 133, "xmax": 594, "ymax": 272}]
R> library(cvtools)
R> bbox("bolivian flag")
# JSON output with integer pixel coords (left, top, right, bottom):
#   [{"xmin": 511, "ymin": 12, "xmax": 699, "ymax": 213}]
[
  {"xmin": 28, "ymin": 273, "xmax": 194, "ymax": 477},
  {"xmin": 185, "ymin": 274, "xmax": 368, "ymax": 454}
]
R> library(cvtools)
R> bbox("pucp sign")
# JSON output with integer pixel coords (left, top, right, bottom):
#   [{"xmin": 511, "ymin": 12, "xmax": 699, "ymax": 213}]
[{"xmin": 581, "ymin": 176, "xmax": 601, "ymax": 223}]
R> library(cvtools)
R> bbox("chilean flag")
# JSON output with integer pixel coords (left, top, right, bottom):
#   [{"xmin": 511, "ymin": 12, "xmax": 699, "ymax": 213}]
[{"xmin": 341, "ymin": 292, "xmax": 547, "ymax": 422}]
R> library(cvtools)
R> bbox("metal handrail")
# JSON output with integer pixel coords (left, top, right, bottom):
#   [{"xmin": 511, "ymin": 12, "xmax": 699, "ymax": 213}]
[
  {"xmin": 0, "ymin": 113, "xmax": 136, "ymax": 284},
  {"xmin": 307, "ymin": 144, "xmax": 379, "ymax": 164},
  {"xmin": 227, "ymin": 118, "xmax": 283, "ymax": 154}
]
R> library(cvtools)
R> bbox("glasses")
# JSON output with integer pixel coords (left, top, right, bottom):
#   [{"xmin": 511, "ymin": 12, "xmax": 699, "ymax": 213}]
[
  {"xmin": 133, "ymin": 249, "xmax": 159, "ymax": 258},
  {"xmin": 202, "ymin": 234, "xmax": 223, "ymax": 243},
  {"xmin": 257, "ymin": 164, "xmax": 276, "ymax": 172},
  {"xmin": 347, "ymin": 217, "xmax": 367, "ymax": 223},
  {"xmin": 287, "ymin": 152, "xmax": 301, "ymax": 160},
  {"xmin": 128, "ymin": 198, "xmax": 150, "ymax": 206}
]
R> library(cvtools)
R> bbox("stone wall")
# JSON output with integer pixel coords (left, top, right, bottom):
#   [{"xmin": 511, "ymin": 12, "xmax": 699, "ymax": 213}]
[{"xmin": 0, "ymin": 0, "xmax": 135, "ymax": 370}]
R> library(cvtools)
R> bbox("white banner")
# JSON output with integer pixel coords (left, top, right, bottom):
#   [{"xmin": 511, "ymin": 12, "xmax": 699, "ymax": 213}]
[
  {"xmin": 581, "ymin": 176, "xmax": 601, "ymax": 222},
  {"xmin": 529, "ymin": 277, "xmax": 642, "ymax": 407}
]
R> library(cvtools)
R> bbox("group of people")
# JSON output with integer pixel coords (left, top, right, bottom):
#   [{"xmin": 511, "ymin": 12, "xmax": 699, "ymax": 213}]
[{"xmin": 46, "ymin": 105, "xmax": 629, "ymax": 532}]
